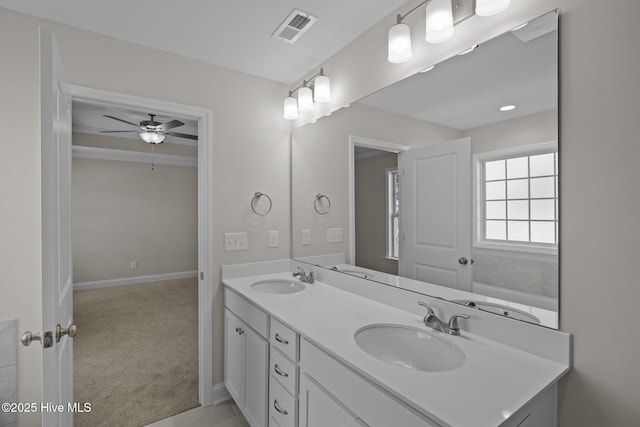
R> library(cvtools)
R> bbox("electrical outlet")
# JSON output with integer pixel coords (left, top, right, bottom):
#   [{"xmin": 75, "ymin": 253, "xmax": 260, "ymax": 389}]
[
  {"xmin": 301, "ymin": 229, "xmax": 311, "ymax": 245},
  {"xmin": 224, "ymin": 232, "xmax": 248, "ymax": 251},
  {"xmin": 326, "ymin": 228, "xmax": 343, "ymax": 243},
  {"xmin": 268, "ymin": 231, "xmax": 279, "ymax": 248},
  {"xmin": 130, "ymin": 261, "xmax": 137, "ymax": 269}
]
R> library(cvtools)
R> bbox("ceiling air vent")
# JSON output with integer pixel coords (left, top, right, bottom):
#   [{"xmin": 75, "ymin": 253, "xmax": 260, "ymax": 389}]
[{"xmin": 272, "ymin": 9, "xmax": 318, "ymax": 44}]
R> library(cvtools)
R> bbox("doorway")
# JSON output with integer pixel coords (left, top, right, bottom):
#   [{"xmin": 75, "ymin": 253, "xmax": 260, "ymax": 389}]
[
  {"xmin": 347, "ymin": 135, "xmax": 408, "ymax": 269},
  {"xmin": 69, "ymin": 86, "xmax": 214, "ymax": 419}
]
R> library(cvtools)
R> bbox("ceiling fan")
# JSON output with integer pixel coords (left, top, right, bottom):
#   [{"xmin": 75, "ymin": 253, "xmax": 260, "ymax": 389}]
[{"xmin": 101, "ymin": 113, "xmax": 197, "ymax": 144}]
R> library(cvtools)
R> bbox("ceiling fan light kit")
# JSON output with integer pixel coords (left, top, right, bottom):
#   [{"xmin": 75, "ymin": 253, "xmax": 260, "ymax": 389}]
[{"xmin": 101, "ymin": 113, "xmax": 197, "ymax": 144}]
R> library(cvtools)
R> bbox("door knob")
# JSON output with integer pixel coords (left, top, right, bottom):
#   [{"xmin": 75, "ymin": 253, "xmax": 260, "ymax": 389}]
[
  {"xmin": 56, "ymin": 323, "xmax": 77, "ymax": 342},
  {"xmin": 458, "ymin": 257, "xmax": 469, "ymax": 265},
  {"xmin": 20, "ymin": 331, "xmax": 42, "ymax": 346}
]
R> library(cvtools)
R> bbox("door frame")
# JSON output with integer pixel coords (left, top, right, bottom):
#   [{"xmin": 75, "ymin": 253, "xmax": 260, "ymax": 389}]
[
  {"xmin": 68, "ymin": 85, "xmax": 215, "ymax": 405},
  {"xmin": 347, "ymin": 135, "xmax": 409, "ymax": 265}
]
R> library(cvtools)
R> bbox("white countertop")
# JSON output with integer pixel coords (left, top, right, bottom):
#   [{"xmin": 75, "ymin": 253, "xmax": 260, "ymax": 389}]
[{"xmin": 223, "ymin": 272, "xmax": 570, "ymax": 427}]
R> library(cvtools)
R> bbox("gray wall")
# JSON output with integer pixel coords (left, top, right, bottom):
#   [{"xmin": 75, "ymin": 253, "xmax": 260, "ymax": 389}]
[
  {"xmin": 72, "ymin": 133, "xmax": 198, "ymax": 283},
  {"xmin": 355, "ymin": 152, "xmax": 398, "ymax": 275}
]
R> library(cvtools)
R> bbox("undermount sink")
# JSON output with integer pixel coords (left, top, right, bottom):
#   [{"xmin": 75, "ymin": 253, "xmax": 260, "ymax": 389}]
[
  {"xmin": 453, "ymin": 300, "xmax": 540, "ymax": 324},
  {"xmin": 354, "ymin": 324, "xmax": 466, "ymax": 372},
  {"xmin": 250, "ymin": 279, "xmax": 306, "ymax": 295}
]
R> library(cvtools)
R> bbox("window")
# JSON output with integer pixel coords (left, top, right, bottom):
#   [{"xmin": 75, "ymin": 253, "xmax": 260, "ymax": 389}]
[
  {"xmin": 475, "ymin": 142, "xmax": 558, "ymax": 253},
  {"xmin": 386, "ymin": 168, "xmax": 400, "ymax": 259}
]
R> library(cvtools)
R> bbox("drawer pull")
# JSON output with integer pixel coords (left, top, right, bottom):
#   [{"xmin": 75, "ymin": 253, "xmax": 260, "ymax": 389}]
[
  {"xmin": 274, "ymin": 363, "xmax": 289, "ymax": 377},
  {"xmin": 275, "ymin": 333, "xmax": 289, "ymax": 345},
  {"xmin": 273, "ymin": 399, "xmax": 288, "ymax": 415}
]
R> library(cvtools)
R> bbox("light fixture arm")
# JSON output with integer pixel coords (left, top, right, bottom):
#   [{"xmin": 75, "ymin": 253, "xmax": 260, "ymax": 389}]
[
  {"xmin": 289, "ymin": 68, "xmax": 325, "ymax": 95},
  {"xmin": 396, "ymin": 0, "xmax": 432, "ymax": 24}
]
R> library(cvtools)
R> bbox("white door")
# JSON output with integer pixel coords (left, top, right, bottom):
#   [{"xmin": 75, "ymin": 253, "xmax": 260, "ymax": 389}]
[
  {"xmin": 398, "ymin": 138, "xmax": 472, "ymax": 291},
  {"xmin": 40, "ymin": 28, "xmax": 75, "ymax": 427}
]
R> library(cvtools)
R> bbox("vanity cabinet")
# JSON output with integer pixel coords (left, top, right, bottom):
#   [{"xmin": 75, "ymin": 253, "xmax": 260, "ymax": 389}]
[
  {"xmin": 299, "ymin": 338, "xmax": 438, "ymax": 427},
  {"xmin": 299, "ymin": 373, "xmax": 366, "ymax": 427},
  {"xmin": 224, "ymin": 289, "xmax": 270, "ymax": 427}
]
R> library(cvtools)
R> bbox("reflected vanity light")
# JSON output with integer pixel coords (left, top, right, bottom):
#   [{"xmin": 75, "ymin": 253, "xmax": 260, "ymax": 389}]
[
  {"xmin": 387, "ymin": 0, "xmax": 511, "ymax": 64},
  {"xmin": 420, "ymin": 65, "xmax": 435, "ymax": 73},
  {"xmin": 457, "ymin": 45, "xmax": 478, "ymax": 55},
  {"xmin": 511, "ymin": 22, "xmax": 529, "ymax": 31},
  {"xmin": 283, "ymin": 68, "xmax": 331, "ymax": 120},
  {"xmin": 499, "ymin": 104, "xmax": 516, "ymax": 111}
]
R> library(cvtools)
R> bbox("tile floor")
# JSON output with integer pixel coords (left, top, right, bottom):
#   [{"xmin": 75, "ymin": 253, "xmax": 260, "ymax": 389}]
[{"xmin": 145, "ymin": 400, "xmax": 249, "ymax": 427}]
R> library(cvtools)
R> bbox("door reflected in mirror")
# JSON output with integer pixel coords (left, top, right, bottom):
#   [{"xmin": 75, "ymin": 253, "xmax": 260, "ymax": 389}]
[{"xmin": 292, "ymin": 11, "xmax": 558, "ymax": 328}]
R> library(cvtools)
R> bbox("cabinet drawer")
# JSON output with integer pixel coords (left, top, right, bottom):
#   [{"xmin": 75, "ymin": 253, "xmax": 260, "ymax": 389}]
[
  {"xmin": 225, "ymin": 287, "xmax": 268, "ymax": 339},
  {"xmin": 270, "ymin": 317, "xmax": 299, "ymax": 361},
  {"xmin": 300, "ymin": 339, "xmax": 438, "ymax": 427},
  {"xmin": 270, "ymin": 377, "xmax": 298, "ymax": 427},
  {"xmin": 271, "ymin": 346, "xmax": 299, "ymax": 396}
]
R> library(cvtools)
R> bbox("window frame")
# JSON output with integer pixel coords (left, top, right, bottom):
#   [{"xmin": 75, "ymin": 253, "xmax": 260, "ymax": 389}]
[
  {"xmin": 473, "ymin": 141, "xmax": 559, "ymax": 255},
  {"xmin": 386, "ymin": 167, "xmax": 400, "ymax": 260}
]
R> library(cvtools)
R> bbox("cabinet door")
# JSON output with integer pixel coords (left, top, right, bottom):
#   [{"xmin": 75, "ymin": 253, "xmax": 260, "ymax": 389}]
[
  {"xmin": 300, "ymin": 374, "xmax": 359, "ymax": 427},
  {"xmin": 244, "ymin": 325, "xmax": 269, "ymax": 427},
  {"xmin": 225, "ymin": 309, "xmax": 245, "ymax": 408}
]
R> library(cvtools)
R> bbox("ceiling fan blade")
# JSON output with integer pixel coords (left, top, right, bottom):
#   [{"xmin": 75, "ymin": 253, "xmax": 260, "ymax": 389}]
[
  {"xmin": 157, "ymin": 119, "xmax": 185, "ymax": 131},
  {"xmin": 103, "ymin": 115, "xmax": 139, "ymax": 127},
  {"xmin": 100, "ymin": 130, "xmax": 139, "ymax": 133},
  {"xmin": 164, "ymin": 131, "xmax": 198, "ymax": 140}
]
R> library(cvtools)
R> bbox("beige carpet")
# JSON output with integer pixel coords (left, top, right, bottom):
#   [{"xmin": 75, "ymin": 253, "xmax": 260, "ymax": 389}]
[{"xmin": 73, "ymin": 278, "xmax": 199, "ymax": 427}]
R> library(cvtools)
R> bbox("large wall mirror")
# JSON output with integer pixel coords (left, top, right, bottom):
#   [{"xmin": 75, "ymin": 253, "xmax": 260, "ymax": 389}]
[{"xmin": 292, "ymin": 11, "xmax": 559, "ymax": 329}]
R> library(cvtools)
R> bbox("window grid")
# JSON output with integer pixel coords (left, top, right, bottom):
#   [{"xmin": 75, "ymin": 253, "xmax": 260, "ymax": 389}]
[{"xmin": 482, "ymin": 152, "xmax": 558, "ymax": 246}]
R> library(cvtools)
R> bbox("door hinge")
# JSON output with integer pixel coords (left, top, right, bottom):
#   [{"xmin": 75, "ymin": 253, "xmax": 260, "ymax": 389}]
[{"xmin": 200, "ymin": 271, "xmax": 204, "ymax": 280}]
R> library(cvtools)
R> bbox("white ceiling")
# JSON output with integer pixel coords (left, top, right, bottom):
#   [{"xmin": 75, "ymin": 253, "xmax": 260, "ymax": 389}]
[
  {"xmin": 358, "ymin": 12, "xmax": 558, "ymax": 131},
  {"xmin": 0, "ymin": 0, "xmax": 408, "ymax": 84}
]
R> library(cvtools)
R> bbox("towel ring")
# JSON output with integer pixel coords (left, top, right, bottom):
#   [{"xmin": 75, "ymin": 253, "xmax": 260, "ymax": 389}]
[
  {"xmin": 314, "ymin": 193, "xmax": 331, "ymax": 215},
  {"xmin": 251, "ymin": 192, "xmax": 272, "ymax": 216}
]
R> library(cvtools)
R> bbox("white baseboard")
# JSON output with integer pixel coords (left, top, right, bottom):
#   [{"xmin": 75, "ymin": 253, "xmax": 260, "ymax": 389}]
[
  {"xmin": 211, "ymin": 383, "xmax": 231, "ymax": 405},
  {"xmin": 74, "ymin": 271, "xmax": 198, "ymax": 291}
]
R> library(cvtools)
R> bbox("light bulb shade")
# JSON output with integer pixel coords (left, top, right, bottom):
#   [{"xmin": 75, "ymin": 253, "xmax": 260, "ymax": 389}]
[
  {"xmin": 475, "ymin": 0, "xmax": 511, "ymax": 16},
  {"xmin": 314, "ymin": 75, "xmax": 331, "ymax": 104},
  {"xmin": 284, "ymin": 96, "xmax": 298, "ymax": 120},
  {"xmin": 425, "ymin": 0, "xmax": 454, "ymax": 43},
  {"xmin": 140, "ymin": 131, "xmax": 165, "ymax": 144},
  {"xmin": 388, "ymin": 23, "xmax": 412, "ymax": 64},
  {"xmin": 298, "ymin": 86, "xmax": 314, "ymax": 112}
]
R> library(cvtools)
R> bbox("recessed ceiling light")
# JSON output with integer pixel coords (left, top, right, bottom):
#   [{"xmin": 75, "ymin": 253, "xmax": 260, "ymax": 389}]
[
  {"xmin": 457, "ymin": 45, "xmax": 478, "ymax": 55},
  {"xmin": 499, "ymin": 105, "xmax": 516, "ymax": 111},
  {"xmin": 420, "ymin": 65, "xmax": 435, "ymax": 73}
]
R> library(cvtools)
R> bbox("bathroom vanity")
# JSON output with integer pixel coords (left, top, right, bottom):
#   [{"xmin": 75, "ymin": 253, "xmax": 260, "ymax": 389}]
[{"xmin": 222, "ymin": 261, "xmax": 571, "ymax": 427}]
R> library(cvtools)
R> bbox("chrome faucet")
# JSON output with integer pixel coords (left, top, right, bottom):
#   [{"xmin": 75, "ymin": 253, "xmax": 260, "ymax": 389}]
[
  {"xmin": 292, "ymin": 267, "xmax": 315, "ymax": 284},
  {"xmin": 418, "ymin": 302, "xmax": 469, "ymax": 336}
]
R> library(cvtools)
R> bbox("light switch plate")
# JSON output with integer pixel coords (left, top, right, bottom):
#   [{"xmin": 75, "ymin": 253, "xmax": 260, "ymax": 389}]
[
  {"xmin": 301, "ymin": 229, "xmax": 311, "ymax": 245},
  {"xmin": 326, "ymin": 227, "xmax": 343, "ymax": 243},
  {"xmin": 268, "ymin": 231, "xmax": 279, "ymax": 248},
  {"xmin": 224, "ymin": 232, "xmax": 248, "ymax": 251}
]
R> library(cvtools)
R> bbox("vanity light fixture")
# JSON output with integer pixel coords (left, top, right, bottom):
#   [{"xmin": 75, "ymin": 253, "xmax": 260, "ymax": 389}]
[
  {"xmin": 425, "ymin": 0, "xmax": 455, "ymax": 43},
  {"xmin": 499, "ymin": 104, "xmax": 516, "ymax": 111},
  {"xmin": 387, "ymin": 0, "xmax": 511, "ymax": 64},
  {"xmin": 283, "ymin": 68, "xmax": 331, "ymax": 120},
  {"xmin": 298, "ymin": 86, "xmax": 314, "ymax": 112},
  {"xmin": 475, "ymin": 0, "xmax": 511, "ymax": 17},
  {"xmin": 283, "ymin": 94, "xmax": 298, "ymax": 120}
]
